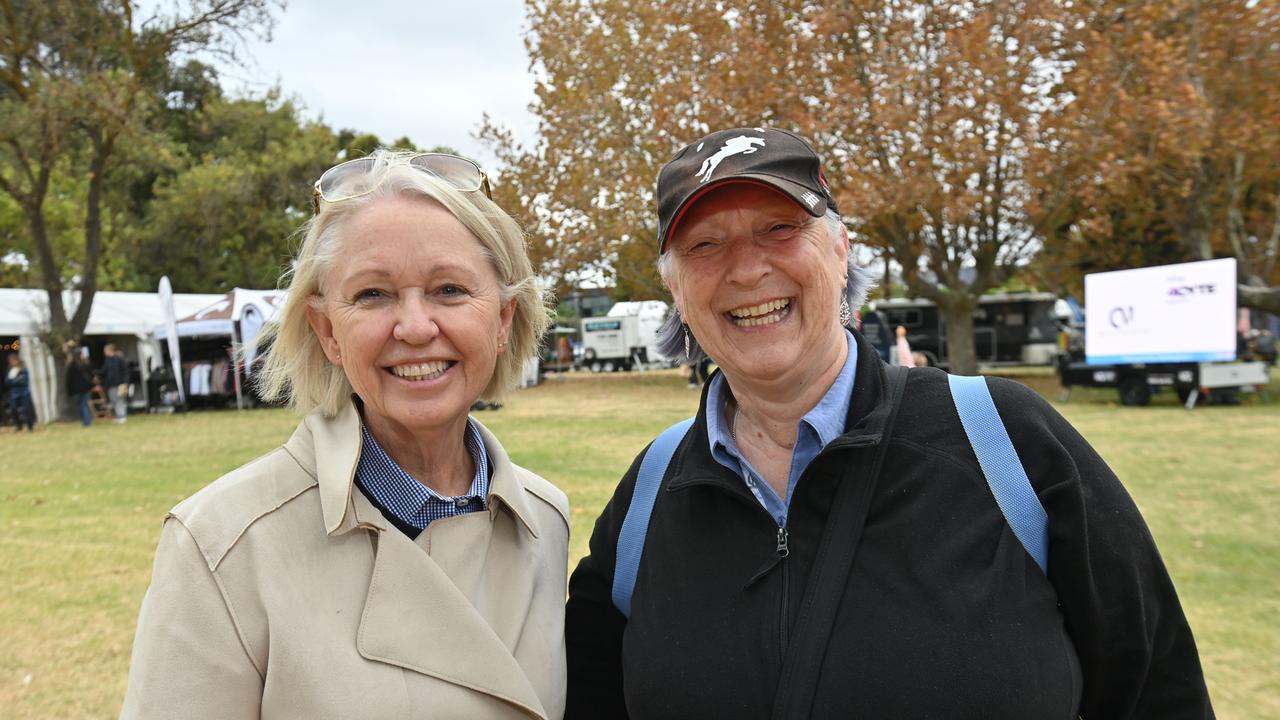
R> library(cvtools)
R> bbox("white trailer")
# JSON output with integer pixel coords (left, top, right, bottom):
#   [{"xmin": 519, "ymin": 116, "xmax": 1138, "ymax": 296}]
[
  {"xmin": 1057, "ymin": 258, "xmax": 1270, "ymax": 407},
  {"xmin": 580, "ymin": 316, "xmax": 641, "ymax": 372},
  {"xmin": 579, "ymin": 300, "xmax": 673, "ymax": 372}
]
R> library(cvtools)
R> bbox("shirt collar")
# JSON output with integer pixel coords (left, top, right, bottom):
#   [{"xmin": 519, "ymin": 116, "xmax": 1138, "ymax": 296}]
[
  {"xmin": 706, "ymin": 329, "xmax": 858, "ymax": 458},
  {"xmin": 298, "ymin": 399, "xmax": 542, "ymax": 538},
  {"xmin": 355, "ymin": 419, "xmax": 490, "ymax": 529},
  {"xmin": 802, "ymin": 329, "xmax": 859, "ymax": 446}
]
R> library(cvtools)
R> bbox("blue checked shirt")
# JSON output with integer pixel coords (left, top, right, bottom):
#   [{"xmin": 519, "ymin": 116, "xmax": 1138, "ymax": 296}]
[
  {"xmin": 705, "ymin": 330, "xmax": 858, "ymax": 527},
  {"xmin": 354, "ymin": 420, "xmax": 490, "ymax": 535}
]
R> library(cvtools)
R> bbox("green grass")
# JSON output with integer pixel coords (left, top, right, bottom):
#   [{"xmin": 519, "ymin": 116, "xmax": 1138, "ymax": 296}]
[{"xmin": 1, "ymin": 368, "xmax": 1277, "ymax": 718}]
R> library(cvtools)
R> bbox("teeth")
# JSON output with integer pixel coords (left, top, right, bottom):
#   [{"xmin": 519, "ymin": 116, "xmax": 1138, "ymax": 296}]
[
  {"xmin": 729, "ymin": 299, "xmax": 790, "ymax": 327},
  {"xmin": 729, "ymin": 299, "xmax": 790, "ymax": 318},
  {"xmin": 391, "ymin": 361, "xmax": 449, "ymax": 380}
]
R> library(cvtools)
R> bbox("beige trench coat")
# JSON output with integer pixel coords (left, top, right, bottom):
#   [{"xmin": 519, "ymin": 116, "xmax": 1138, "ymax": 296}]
[{"xmin": 120, "ymin": 400, "xmax": 570, "ymax": 719}]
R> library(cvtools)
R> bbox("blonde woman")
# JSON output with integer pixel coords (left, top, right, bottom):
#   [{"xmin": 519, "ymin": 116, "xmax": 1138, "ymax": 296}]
[{"xmin": 122, "ymin": 150, "xmax": 567, "ymax": 719}]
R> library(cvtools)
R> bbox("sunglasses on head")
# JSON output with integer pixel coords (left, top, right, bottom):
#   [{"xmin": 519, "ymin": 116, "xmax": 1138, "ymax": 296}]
[{"xmin": 311, "ymin": 152, "xmax": 493, "ymax": 214}]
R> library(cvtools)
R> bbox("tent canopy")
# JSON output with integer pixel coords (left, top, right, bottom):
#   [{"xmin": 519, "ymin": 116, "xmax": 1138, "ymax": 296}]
[
  {"xmin": 0, "ymin": 289, "xmax": 224, "ymax": 338},
  {"xmin": 154, "ymin": 288, "xmax": 285, "ymax": 339}
]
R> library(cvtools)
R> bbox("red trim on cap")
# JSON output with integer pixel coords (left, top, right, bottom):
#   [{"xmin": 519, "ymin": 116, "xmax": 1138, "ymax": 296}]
[{"xmin": 660, "ymin": 179, "xmax": 794, "ymax": 253}]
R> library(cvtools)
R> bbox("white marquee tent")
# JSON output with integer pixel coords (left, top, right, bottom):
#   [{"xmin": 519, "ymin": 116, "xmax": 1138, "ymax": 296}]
[{"xmin": 1, "ymin": 288, "xmax": 225, "ymax": 423}]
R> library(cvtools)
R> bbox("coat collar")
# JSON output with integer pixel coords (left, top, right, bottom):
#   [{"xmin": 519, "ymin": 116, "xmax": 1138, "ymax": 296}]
[
  {"xmin": 472, "ymin": 417, "xmax": 541, "ymax": 538},
  {"xmin": 286, "ymin": 398, "xmax": 540, "ymax": 538}
]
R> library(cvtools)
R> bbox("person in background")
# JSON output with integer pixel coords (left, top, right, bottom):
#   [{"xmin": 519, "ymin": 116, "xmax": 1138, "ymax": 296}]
[
  {"xmin": 64, "ymin": 344, "xmax": 93, "ymax": 427},
  {"xmin": 120, "ymin": 150, "xmax": 568, "ymax": 719},
  {"xmin": 6, "ymin": 354, "xmax": 36, "ymax": 432},
  {"xmin": 894, "ymin": 324, "xmax": 916, "ymax": 368},
  {"xmin": 686, "ymin": 355, "xmax": 713, "ymax": 389},
  {"xmin": 102, "ymin": 343, "xmax": 130, "ymax": 424},
  {"xmin": 860, "ymin": 307, "xmax": 891, "ymax": 361},
  {"xmin": 565, "ymin": 127, "xmax": 1212, "ymax": 718}
]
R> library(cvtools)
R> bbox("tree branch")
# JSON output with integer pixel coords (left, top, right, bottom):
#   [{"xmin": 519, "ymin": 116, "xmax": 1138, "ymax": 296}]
[{"xmin": 1239, "ymin": 283, "xmax": 1280, "ymax": 315}]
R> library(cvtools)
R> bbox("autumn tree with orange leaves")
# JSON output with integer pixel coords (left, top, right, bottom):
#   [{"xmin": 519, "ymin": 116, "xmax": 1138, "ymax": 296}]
[
  {"xmin": 805, "ymin": 2, "xmax": 1082, "ymax": 373},
  {"xmin": 480, "ymin": 0, "xmax": 816, "ymax": 302},
  {"xmin": 1050, "ymin": 0, "xmax": 1280, "ymax": 314},
  {"xmin": 486, "ymin": 0, "xmax": 1278, "ymax": 372}
]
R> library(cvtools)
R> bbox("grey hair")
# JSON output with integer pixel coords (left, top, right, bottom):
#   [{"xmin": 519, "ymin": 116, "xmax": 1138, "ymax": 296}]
[
  {"xmin": 655, "ymin": 209, "xmax": 873, "ymax": 362},
  {"xmin": 254, "ymin": 148, "xmax": 551, "ymax": 417}
]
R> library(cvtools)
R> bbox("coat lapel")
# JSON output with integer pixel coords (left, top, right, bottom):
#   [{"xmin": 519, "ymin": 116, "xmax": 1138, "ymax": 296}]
[{"xmin": 356, "ymin": 505, "xmax": 548, "ymax": 720}]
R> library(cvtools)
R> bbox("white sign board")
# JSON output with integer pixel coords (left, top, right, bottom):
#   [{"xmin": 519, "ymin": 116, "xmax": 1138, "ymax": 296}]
[{"xmin": 1085, "ymin": 258, "xmax": 1237, "ymax": 365}]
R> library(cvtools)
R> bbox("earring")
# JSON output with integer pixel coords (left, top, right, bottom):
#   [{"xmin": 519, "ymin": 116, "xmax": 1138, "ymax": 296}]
[
  {"xmin": 839, "ymin": 295, "xmax": 852, "ymax": 327},
  {"xmin": 683, "ymin": 324, "xmax": 692, "ymax": 359}
]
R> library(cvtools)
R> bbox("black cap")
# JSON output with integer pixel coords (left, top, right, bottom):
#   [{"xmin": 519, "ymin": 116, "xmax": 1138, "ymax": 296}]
[{"xmin": 656, "ymin": 127, "xmax": 838, "ymax": 253}]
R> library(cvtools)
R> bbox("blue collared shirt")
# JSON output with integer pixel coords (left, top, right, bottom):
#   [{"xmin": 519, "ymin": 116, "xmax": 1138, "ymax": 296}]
[
  {"xmin": 706, "ymin": 330, "xmax": 858, "ymax": 527},
  {"xmin": 355, "ymin": 419, "xmax": 490, "ymax": 532}
]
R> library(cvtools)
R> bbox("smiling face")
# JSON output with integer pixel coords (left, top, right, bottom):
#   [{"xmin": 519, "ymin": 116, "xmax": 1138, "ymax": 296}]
[
  {"xmin": 306, "ymin": 195, "xmax": 515, "ymax": 442},
  {"xmin": 665, "ymin": 182, "xmax": 849, "ymax": 389}
]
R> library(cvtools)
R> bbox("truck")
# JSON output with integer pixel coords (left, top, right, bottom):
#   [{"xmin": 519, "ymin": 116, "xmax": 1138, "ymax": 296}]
[
  {"xmin": 1055, "ymin": 258, "xmax": 1271, "ymax": 408},
  {"xmin": 579, "ymin": 300, "xmax": 672, "ymax": 372},
  {"xmin": 866, "ymin": 292, "xmax": 1063, "ymax": 367}
]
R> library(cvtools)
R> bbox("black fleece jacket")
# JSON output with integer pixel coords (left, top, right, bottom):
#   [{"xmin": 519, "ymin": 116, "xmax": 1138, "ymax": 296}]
[{"xmin": 565, "ymin": 331, "xmax": 1213, "ymax": 719}]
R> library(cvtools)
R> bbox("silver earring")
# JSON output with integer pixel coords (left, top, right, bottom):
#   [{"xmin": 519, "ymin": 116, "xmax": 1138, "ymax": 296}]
[
  {"xmin": 839, "ymin": 295, "xmax": 852, "ymax": 327},
  {"xmin": 684, "ymin": 324, "xmax": 692, "ymax": 359}
]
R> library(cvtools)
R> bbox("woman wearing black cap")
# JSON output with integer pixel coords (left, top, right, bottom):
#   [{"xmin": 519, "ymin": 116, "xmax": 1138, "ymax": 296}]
[{"xmin": 564, "ymin": 127, "xmax": 1212, "ymax": 718}]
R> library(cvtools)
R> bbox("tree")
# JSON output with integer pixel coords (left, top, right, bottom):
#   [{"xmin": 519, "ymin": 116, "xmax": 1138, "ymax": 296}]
[
  {"xmin": 118, "ymin": 107, "xmax": 456, "ymax": 293},
  {"xmin": 0, "ymin": 0, "xmax": 279, "ymax": 355},
  {"xmin": 1062, "ymin": 0, "xmax": 1280, "ymax": 313},
  {"xmin": 482, "ymin": 0, "xmax": 815, "ymax": 301},
  {"xmin": 124, "ymin": 92, "xmax": 336, "ymax": 291},
  {"xmin": 485, "ymin": 0, "xmax": 1084, "ymax": 373},
  {"xmin": 1027, "ymin": 187, "xmax": 1188, "ymax": 299},
  {"xmin": 810, "ymin": 2, "xmax": 1082, "ymax": 373}
]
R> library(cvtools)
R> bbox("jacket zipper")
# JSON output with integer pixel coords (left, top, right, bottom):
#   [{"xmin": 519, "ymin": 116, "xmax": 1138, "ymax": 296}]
[
  {"xmin": 774, "ymin": 433, "xmax": 874, "ymax": 659},
  {"xmin": 777, "ymin": 524, "xmax": 790, "ymax": 656}
]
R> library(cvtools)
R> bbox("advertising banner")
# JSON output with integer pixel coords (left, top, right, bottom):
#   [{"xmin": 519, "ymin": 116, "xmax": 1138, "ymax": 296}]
[{"xmin": 1085, "ymin": 258, "xmax": 1237, "ymax": 365}]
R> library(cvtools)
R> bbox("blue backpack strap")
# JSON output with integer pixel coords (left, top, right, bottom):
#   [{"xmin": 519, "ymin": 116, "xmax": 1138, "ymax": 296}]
[
  {"xmin": 947, "ymin": 375, "xmax": 1050, "ymax": 575},
  {"xmin": 612, "ymin": 417, "xmax": 695, "ymax": 618}
]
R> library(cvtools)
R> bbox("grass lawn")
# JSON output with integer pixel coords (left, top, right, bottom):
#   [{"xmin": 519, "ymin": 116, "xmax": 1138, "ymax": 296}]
[{"xmin": 2, "ymin": 368, "xmax": 1277, "ymax": 718}]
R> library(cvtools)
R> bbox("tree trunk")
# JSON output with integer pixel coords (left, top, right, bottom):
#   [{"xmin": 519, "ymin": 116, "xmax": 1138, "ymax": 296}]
[
  {"xmin": 940, "ymin": 300, "xmax": 979, "ymax": 375},
  {"xmin": 44, "ymin": 340, "xmax": 72, "ymax": 420},
  {"xmin": 23, "ymin": 197, "xmax": 74, "ymax": 420},
  {"xmin": 68, "ymin": 130, "xmax": 112, "ymax": 341}
]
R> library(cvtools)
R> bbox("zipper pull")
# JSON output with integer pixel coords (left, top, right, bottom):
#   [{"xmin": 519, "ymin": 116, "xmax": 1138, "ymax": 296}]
[{"xmin": 776, "ymin": 527, "xmax": 790, "ymax": 558}]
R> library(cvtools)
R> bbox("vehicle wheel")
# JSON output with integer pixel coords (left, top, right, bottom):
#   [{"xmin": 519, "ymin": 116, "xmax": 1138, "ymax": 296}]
[
  {"xmin": 1118, "ymin": 377, "xmax": 1151, "ymax": 406},
  {"xmin": 602, "ymin": 360, "xmax": 616, "ymax": 373},
  {"xmin": 589, "ymin": 361, "xmax": 603, "ymax": 373},
  {"xmin": 1208, "ymin": 388, "xmax": 1240, "ymax": 406},
  {"xmin": 583, "ymin": 348, "xmax": 596, "ymax": 362}
]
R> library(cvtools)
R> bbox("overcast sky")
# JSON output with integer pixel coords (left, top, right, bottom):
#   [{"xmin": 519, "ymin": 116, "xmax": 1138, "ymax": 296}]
[{"xmin": 144, "ymin": 0, "xmax": 540, "ymax": 168}]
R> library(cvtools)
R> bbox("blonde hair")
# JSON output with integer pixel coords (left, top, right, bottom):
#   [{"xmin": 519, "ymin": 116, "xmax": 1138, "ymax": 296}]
[{"xmin": 255, "ymin": 149, "xmax": 550, "ymax": 417}]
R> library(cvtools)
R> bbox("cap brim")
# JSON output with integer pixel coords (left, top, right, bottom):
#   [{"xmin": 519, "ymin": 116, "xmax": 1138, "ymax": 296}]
[{"xmin": 660, "ymin": 174, "xmax": 828, "ymax": 253}]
